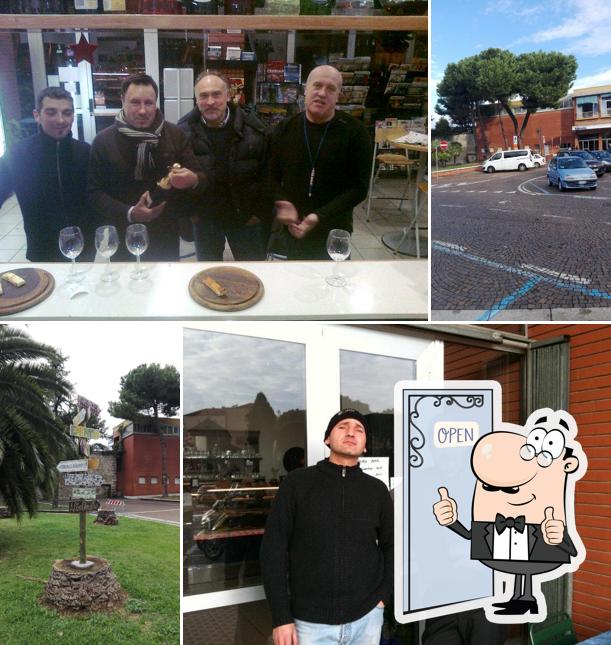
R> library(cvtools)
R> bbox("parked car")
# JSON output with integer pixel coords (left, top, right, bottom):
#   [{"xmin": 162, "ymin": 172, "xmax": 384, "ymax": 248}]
[
  {"xmin": 547, "ymin": 156, "xmax": 597, "ymax": 191},
  {"xmin": 591, "ymin": 150, "xmax": 611, "ymax": 172},
  {"xmin": 482, "ymin": 149, "xmax": 536, "ymax": 173},
  {"xmin": 556, "ymin": 149, "xmax": 605, "ymax": 176},
  {"xmin": 532, "ymin": 154, "xmax": 546, "ymax": 167}
]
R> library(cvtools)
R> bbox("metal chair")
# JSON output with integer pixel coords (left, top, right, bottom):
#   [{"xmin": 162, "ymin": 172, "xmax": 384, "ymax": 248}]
[
  {"xmin": 393, "ymin": 181, "xmax": 428, "ymax": 258},
  {"xmin": 365, "ymin": 126, "xmax": 416, "ymax": 222}
]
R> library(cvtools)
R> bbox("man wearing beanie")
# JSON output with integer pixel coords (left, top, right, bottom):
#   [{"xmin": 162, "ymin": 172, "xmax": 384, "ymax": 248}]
[{"xmin": 260, "ymin": 409, "xmax": 394, "ymax": 645}]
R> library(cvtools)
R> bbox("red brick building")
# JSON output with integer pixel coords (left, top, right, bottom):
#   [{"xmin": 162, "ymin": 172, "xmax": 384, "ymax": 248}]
[
  {"xmin": 113, "ymin": 417, "xmax": 180, "ymax": 497},
  {"xmin": 445, "ymin": 324, "xmax": 611, "ymax": 641}
]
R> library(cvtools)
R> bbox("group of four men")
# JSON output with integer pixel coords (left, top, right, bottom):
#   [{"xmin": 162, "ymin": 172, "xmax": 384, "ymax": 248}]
[{"xmin": 0, "ymin": 65, "xmax": 371, "ymax": 263}]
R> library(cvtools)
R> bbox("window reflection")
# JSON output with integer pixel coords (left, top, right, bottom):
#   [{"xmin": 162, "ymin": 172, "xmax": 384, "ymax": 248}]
[
  {"xmin": 183, "ymin": 328, "xmax": 306, "ymax": 596},
  {"xmin": 340, "ymin": 350, "xmax": 416, "ymax": 478}
]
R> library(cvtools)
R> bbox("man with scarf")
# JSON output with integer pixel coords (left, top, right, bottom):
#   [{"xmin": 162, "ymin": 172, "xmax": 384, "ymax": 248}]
[
  {"xmin": 89, "ymin": 74, "xmax": 206, "ymax": 261},
  {"xmin": 0, "ymin": 86, "xmax": 94, "ymax": 261}
]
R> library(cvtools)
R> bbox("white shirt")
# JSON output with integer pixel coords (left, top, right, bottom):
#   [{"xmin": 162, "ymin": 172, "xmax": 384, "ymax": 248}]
[{"xmin": 493, "ymin": 524, "xmax": 529, "ymax": 561}]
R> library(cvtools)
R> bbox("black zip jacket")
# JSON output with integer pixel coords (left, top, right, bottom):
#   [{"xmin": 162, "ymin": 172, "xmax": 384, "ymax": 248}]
[
  {"xmin": 177, "ymin": 104, "xmax": 270, "ymax": 228},
  {"xmin": 260, "ymin": 458, "xmax": 393, "ymax": 628},
  {"xmin": 0, "ymin": 130, "xmax": 94, "ymax": 261}
]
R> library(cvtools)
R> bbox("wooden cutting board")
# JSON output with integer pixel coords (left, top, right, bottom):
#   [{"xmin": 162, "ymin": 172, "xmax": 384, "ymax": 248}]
[
  {"xmin": 0, "ymin": 268, "xmax": 55, "ymax": 315},
  {"xmin": 189, "ymin": 266, "xmax": 264, "ymax": 312}
]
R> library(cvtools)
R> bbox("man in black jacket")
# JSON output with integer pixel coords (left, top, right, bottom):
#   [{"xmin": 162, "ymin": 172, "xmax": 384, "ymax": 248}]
[
  {"xmin": 0, "ymin": 86, "xmax": 94, "ymax": 261},
  {"xmin": 89, "ymin": 74, "xmax": 206, "ymax": 261},
  {"xmin": 178, "ymin": 71, "xmax": 269, "ymax": 261},
  {"xmin": 268, "ymin": 65, "xmax": 371, "ymax": 260},
  {"xmin": 261, "ymin": 409, "xmax": 393, "ymax": 645}
]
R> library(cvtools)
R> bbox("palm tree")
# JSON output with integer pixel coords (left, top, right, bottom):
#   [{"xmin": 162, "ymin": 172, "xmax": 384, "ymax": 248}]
[{"xmin": 0, "ymin": 325, "xmax": 75, "ymax": 519}]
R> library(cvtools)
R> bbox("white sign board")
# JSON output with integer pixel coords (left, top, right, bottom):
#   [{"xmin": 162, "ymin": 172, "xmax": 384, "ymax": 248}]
[
  {"xmin": 71, "ymin": 487, "xmax": 97, "ymax": 500},
  {"xmin": 56, "ymin": 459, "xmax": 89, "ymax": 473},
  {"xmin": 64, "ymin": 472, "xmax": 103, "ymax": 487},
  {"xmin": 359, "ymin": 456, "xmax": 390, "ymax": 489}
]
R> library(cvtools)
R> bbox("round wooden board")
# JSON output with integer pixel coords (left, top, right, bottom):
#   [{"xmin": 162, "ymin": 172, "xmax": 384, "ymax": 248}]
[
  {"xmin": 189, "ymin": 266, "xmax": 264, "ymax": 312},
  {"xmin": 0, "ymin": 268, "xmax": 55, "ymax": 316}
]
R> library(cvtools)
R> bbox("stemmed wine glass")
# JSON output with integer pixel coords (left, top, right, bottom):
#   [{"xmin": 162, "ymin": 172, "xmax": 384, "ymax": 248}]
[
  {"xmin": 326, "ymin": 229, "xmax": 351, "ymax": 287},
  {"xmin": 59, "ymin": 226, "xmax": 84, "ymax": 282},
  {"xmin": 126, "ymin": 223, "xmax": 149, "ymax": 280},
  {"xmin": 95, "ymin": 225, "xmax": 119, "ymax": 282}
]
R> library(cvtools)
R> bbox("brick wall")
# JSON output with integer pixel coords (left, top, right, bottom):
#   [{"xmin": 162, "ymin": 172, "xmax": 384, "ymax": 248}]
[
  {"xmin": 477, "ymin": 108, "xmax": 574, "ymax": 159},
  {"xmin": 525, "ymin": 324, "xmax": 611, "ymax": 640}
]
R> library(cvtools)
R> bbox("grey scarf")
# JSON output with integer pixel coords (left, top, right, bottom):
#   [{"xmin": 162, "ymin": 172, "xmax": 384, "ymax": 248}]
[{"xmin": 115, "ymin": 109, "xmax": 165, "ymax": 181}]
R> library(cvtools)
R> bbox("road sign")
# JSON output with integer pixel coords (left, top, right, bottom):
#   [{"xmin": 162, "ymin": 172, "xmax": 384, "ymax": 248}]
[
  {"xmin": 72, "ymin": 487, "xmax": 97, "ymax": 500},
  {"xmin": 70, "ymin": 424, "xmax": 101, "ymax": 440},
  {"xmin": 56, "ymin": 459, "xmax": 89, "ymax": 473},
  {"xmin": 68, "ymin": 499, "xmax": 100, "ymax": 513},
  {"xmin": 64, "ymin": 472, "xmax": 103, "ymax": 487},
  {"xmin": 439, "ymin": 140, "xmax": 449, "ymax": 150}
]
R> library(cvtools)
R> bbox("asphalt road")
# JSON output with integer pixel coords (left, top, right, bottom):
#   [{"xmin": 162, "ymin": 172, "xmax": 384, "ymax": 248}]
[
  {"xmin": 431, "ymin": 168, "xmax": 611, "ymax": 320},
  {"xmin": 111, "ymin": 498, "xmax": 180, "ymax": 525}
]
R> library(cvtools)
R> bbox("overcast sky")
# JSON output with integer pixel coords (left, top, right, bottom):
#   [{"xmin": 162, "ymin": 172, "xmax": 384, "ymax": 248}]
[
  {"xmin": 12, "ymin": 322, "xmax": 182, "ymax": 432},
  {"xmin": 432, "ymin": 1, "xmax": 611, "ymax": 115},
  {"xmin": 183, "ymin": 327, "xmax": 306, "ymax": 415}
]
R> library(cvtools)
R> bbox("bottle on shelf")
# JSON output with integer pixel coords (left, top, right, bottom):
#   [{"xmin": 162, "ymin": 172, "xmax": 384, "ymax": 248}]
[
  {"xmin": 183, "ymin": 0, "xmax": 217, "ymax": 12},
  {"xmin": 300, "ymin": 0, "xmax": 335, "ymax": 15},
  {"xmin": 223, "ymin": 0, "xmax": 253, "ymax": 14}
]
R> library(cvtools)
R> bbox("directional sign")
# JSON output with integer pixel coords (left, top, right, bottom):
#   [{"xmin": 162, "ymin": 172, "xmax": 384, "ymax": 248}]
[
  {"xmin": 57, "ymin": 459, "xmax": 89, "ymax": 473},
  {"xmin": 69, "ymin": 499, "xmax": 100, "ymax": 513},
  {"xmin": 439, "ymin": 140, "xmax": 449, "ymax": 151},
  {"xmin": 70, "ymin": 424, "xmax": 101, "ymax": 440},
  {"xmin": 71, "ymin": 487, "xmax": 97, "ymax": 500},
  {"xmin": 64, "ymin": 472, "xmax": 103, "ymax": 487}
]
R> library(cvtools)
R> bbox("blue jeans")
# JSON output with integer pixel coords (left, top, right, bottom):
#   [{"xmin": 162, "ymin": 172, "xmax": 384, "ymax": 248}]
[
  {"xmin": 193, "ymin": 218, "xmax": 266, "ymax": 261},
  {"xmin": 295, "ymin": 605, "xmax": 384, "ymax": 645}
]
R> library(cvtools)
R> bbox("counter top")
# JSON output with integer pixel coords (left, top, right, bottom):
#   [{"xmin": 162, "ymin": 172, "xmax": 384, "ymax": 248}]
[{"xmin": 0, "ymin": 260, "xmax": 428, "ymax": 320}]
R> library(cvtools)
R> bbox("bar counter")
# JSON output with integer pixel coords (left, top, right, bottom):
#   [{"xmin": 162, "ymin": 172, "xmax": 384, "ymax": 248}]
[{"xmin": 0, "ymin": 260, "xmax": 428, "ymax": 320}]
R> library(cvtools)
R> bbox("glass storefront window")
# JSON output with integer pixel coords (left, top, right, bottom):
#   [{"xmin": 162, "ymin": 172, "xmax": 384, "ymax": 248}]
[
  {"xmin": 183, "ymin": 327, "xmax": 307, "ymax": 598},
  {"xmin": 340, "ymin": 350, "xmax": 416, "ymax": 478}
]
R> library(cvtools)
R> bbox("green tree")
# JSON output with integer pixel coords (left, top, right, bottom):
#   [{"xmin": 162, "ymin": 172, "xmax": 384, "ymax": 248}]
[
  {"xmin": 448, "ymin": 141, "xmax": 463, "ymax": 165},
  {"xmin": 0, "ymin": 325, "xmax": 75, "ymax": 519},
  {"xmin": 109, "ymin": 363, "xmax": 180, "ymax": 497},
  {"xmin": 432, "ymin": 117, "xmax": 453, "ymax": 138}
]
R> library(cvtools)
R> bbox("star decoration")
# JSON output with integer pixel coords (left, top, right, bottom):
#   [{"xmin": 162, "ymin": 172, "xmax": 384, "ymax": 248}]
[{"xmin": 72, "ymin": 34, "xmax": 98, "ymax": 65}]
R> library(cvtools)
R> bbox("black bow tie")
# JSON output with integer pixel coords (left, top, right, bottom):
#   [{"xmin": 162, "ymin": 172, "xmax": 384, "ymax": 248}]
[{"xmin": 495, "ymin": 513, "xmax": 526, "ymax": 534}]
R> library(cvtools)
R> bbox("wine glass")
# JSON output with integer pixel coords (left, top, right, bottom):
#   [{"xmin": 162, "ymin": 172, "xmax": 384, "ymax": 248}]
[
  {"xmin": 326, "ymin": 229, "xmax": 351, "ymax": 287},
  {"xmin": 126, "ymin": 223, "xmax": 149, "ymax": 280},
  {"xmin": 95, "ymin": 225, "xmax": 119, "ymax": 282},
  {"xmin": 59, "ymin": 226, "xmax": 84, "ymax": 282}
]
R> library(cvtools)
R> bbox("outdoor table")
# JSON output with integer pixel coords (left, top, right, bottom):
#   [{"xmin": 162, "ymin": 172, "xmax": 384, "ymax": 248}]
[
  {"xmin": 0, "ymin": 259, "xmax": 428, "ymax": 320},
  {"xmin": 382, "ymin": 142, "xmax": 429, "ymax": 256}
]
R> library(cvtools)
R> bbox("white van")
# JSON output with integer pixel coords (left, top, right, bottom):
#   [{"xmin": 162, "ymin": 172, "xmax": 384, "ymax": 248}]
[{"xmin": 482, "ymin": 149, "xmax": 536, "ymax": 173}]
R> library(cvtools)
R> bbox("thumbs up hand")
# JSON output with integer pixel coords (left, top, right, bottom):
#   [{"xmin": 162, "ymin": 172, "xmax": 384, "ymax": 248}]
[
  {"xmin": 541, "ymin": 506, "xmax": 565, "ymax": 545},
  {"xmin": 433, "ymin": 486, "xmax": 458, "ymax": 526}
]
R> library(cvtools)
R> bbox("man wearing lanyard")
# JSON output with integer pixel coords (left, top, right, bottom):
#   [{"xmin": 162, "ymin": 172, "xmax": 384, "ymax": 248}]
[{"xmin": 268, "ymin": 65, "xmax": 371, "ymax": 260}]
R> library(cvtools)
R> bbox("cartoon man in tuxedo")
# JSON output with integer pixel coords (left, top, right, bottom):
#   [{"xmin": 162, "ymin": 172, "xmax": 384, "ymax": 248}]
[{"xmin": 433, "ymin": 409, "xmax": 586, "ymax": 621}]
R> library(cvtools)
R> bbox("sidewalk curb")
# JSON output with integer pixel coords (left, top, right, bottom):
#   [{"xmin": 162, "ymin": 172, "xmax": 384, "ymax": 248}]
[{"xmin": 432, "ymin": 166, "xmax": 482, "ymax": 179}]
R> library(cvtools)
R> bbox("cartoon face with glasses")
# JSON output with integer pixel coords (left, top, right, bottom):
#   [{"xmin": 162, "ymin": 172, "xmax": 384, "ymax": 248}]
[{"xmin": 433, "ymin": 408, "xmax": 587, "ymax": 622}]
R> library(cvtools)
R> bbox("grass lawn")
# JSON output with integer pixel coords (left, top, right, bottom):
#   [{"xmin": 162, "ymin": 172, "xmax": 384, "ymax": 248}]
[{"xmin": 0, "ymin": 512, "xmax": 179, "ymax": 645}]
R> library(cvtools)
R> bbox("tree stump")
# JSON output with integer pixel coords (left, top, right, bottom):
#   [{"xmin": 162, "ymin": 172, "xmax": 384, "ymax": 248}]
[
  {"xmin": 44, "ymin": 557, "xmax": 125, "ymax": 612},
  {"xmin": 94, "ymin": 510, "xmax": 118, "ymax": 526}
]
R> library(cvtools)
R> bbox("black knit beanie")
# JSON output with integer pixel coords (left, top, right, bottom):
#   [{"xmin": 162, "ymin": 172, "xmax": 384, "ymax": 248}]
[{"xmin": 324, "ymin": 409, "xmax": 368, "ymax": 442}]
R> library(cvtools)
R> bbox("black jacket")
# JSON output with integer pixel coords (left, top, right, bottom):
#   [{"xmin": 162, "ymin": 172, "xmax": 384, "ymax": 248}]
[
  {"xmin": 0, "ymin": 131, "xmax": 93, "ymax": 261},
  {"xmin": 260, "ymin": 458, "xmax": 394, "ymax": 628},
  {"xmin": 449, "ymin": 519, "xmax": 577, "ymax": 564},
  {"xmin": 266, "ymin": 110, "xmax": 371, "ymax": 259},
  {"xmin": 177, "ymin": 104, "xmax": 270, "ymax": 227}
]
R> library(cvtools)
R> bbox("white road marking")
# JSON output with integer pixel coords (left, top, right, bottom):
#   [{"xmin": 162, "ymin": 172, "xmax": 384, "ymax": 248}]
[
  {"xmin": 434, "ymin": 241, "xmax": 466, "ymax": 251},
  {"xmin": 493, "ymin": 190, "xmax": 504, "ymax": 193},
  {"xmin": 520, "ymin": 264, "xmax": 591, "ymax": 285},
  {"xmin": 478, "ymin": 190, "xmax": 488, "ymax": 193},
  {"xmin": 490, "ymin": 208, "xmax": 512, "ymax": 212},
  {"xmin": 542, "ymin": 214, "xmax": 573, "ymax": 220},
  {"xmin": 439, "ymin": 204, "xmax": 467, "ymax": 208}
]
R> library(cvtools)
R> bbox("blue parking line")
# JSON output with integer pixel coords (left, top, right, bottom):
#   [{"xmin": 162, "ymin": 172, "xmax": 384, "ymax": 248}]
[
  {"xmin": 433, "ymin": 242, "xmax": 611, "ymax": 301},
  {"xmin": 477, "ymin": 278, "xmax": 542, "ymax": 321}
]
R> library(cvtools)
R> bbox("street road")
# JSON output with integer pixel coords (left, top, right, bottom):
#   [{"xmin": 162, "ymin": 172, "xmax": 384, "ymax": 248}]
[
  {"xmin": 111, "ymin": 498, "xmax": 180, "ymax": 525},
  {"xmin": 431, "ymin": 169, "xmax": 611, "ymax": 320}
]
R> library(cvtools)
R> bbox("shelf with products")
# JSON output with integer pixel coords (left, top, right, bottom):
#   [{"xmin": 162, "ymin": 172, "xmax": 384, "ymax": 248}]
[{"xmin": 0, "ymin": 14, "xmax": 427, "ymax": 30}]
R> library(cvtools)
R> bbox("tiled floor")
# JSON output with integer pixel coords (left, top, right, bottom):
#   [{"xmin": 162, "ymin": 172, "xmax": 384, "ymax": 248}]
[{"xmin": 0, "ymin": 176, "xmax": 427, "ymax": 263}]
